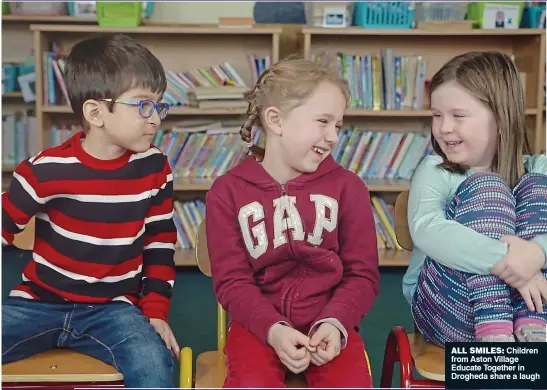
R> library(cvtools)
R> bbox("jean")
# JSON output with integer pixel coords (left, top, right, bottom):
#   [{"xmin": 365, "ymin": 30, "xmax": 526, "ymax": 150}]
[
  {"xmin": 412, "ymin": 172, "xmax": 547, "ymax": 347},
  {"xmin": 2, "ymin": 299, "xmax": 174, "ymax": 388}
]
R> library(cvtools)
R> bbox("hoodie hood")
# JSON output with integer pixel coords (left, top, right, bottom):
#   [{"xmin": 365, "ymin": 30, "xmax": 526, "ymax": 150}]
[{"xmin": 227, "ymin": 155, "xmax": 343, "ymax": 189}]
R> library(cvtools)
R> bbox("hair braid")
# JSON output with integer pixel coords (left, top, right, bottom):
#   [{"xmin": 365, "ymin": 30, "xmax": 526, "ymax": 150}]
[{"xmin": 240, "ymin": 81, "xmax": 266, "ymax": 160}]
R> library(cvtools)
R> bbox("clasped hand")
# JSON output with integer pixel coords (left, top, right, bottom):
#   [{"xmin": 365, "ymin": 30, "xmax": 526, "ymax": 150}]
[
  {"xmin": 267, "ymin": 322, "xmax": 341, "ymax": 374},
  {"xmin": 492, "ymin": 235, "xmax": 547, "ymax": 312}
]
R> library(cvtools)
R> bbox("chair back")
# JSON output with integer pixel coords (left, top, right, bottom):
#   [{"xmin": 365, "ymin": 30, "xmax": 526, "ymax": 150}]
[
  {"xmin": 194, "ymin": 219, "xmax": 227, "ymax": 352},
  {"xmin": 394, "ymin": 191, "xmax": 413, "ymax": 251},
  {"xmin": 195, "ymin": 219, "xmax": 211, "ymax": 277},
  {"xmin": 13, "ymin": 217, "xmax": 36, "ymax": 251}
]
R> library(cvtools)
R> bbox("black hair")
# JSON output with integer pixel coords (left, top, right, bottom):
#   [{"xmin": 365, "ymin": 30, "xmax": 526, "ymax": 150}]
[{"xmin": 64, "ymin": 33, "xmax": 167, "ymax": 124}]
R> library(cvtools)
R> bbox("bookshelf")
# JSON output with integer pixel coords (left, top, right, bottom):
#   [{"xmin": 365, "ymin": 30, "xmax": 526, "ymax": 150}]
[
  {"xmin": 24, "ymin": 23, "xmax": 282, "ymax": 267},
  {"xmin": 1, "ymin": 15, "xmax": 98, "ymax": 186},
  {"xmin": 301, "ymin": 27, "xmax": 546, "ymax": 153},
  {"xmin": 6, "ymin": 24, "xmax": 545, "ymax": 268},
  {"xmin": 300, "ymin": 26, "xmax": 546, "ymax": 267}
]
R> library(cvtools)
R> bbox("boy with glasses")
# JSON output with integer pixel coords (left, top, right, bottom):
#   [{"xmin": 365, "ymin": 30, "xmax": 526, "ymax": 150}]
[{"xmin": 2, "ymin": 34, "xmax": 178, "ymax": 388}]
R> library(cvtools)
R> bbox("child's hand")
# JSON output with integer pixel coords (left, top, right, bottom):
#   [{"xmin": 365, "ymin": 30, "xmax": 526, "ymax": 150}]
[
  {"xmin": 516, "ymin": 272, "xmax": 547, "ymax": 313},
  {"xmin": 309, "ymin": 322, "xmax": 341, "ymax": 366},
  {"xmin": 492, "ymin": 235, "xmax": 546, "ymax": 288},
  {"xmin": 150, "ymin": 318, "xmax": 180, "ymax": 360},
  {"xmin": 267, "ymin": 323, "xmax": 315, "ymax": 374}
]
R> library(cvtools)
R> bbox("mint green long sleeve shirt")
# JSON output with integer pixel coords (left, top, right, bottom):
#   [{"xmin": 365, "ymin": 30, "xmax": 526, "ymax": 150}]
[{"xmin": 402, "ymin": 154, "xmax": 547, "ymax": 305}]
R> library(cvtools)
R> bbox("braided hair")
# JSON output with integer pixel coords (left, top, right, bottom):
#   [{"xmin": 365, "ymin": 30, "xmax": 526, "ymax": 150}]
[{"xmin": 240, "ymin": 55, "xmax": 350, "ymax": 161}]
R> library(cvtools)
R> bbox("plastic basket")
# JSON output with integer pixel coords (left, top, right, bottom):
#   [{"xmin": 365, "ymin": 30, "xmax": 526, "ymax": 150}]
[
  {"xmin": 353, "ymin": 1, "xmax": 415, "ymax": 29},
  {"xmin": 467, "ymin": 2, "xmax": 525, "ymax": 29},
  {"xmin": 96, "ymin": 2, "xmax": 142, "ymax": 27},
  {"xmin": 3, "ymin": 65, "xmax": 18, "ymax": 93},
  {"xmin": 521, "ymin": 5, "xmax": 546, "ymax": 28}
]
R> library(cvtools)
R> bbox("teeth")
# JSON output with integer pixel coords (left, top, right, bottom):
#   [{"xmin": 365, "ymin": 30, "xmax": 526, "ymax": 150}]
[{"xmin": 313, "ymin": 147, "xmax": 324, "ymax": 154}]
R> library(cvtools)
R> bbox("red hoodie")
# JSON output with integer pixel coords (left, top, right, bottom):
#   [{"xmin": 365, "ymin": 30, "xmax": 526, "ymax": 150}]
[{"xmin": 206, "ymin": 155, "xmax": 380, "ymax": 345}]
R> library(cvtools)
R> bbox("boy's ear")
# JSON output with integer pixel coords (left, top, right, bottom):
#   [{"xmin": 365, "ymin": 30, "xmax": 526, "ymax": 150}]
[
  {"xmin": 82, "ymin": 99, "xmax": 105, "ymax": 128},
  {"xmin": 263, "ymin": 106, "xmax": 282, "ymax": 136}
]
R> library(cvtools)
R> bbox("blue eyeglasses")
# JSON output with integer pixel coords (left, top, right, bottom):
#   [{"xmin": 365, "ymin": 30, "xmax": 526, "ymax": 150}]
[{"xmin": 103, "ymin": 99, "xmax": 170, "ymax": 120}]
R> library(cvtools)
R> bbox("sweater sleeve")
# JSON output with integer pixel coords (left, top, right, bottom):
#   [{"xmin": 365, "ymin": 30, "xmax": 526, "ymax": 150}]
[
  {"xmin": 408, "ymin": 156, "xmax": 507, "ymax": 275},
  {"xmin": 313, "ymin": 181, "xmax": 380, "ymax": 336},
  {"xmin": 206, "ymin": 186, "xmax": 289, "ymax": 345},
  {"xmin": 2, "ymin": 159, "xmax": 44, "ymax": 246},
  {"xmin": 138, "ymin": 157, "xmax": 177, "ymax": 321}
]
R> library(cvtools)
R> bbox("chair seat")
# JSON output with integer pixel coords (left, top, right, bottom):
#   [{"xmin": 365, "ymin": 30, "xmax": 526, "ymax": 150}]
[
  {"xmin": 195, "ymin": 351, "xmax": 307, "ymax": 388},
  {"xmin": 2, "ymin": 349, "xmax": 123, "ymax": 383},
  {"xmin": 408, "ymin": 333, "xmax": 445, "ymax": 382}
]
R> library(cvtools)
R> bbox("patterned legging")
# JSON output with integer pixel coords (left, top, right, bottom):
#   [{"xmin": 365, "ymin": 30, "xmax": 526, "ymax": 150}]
[{"xmin": 412, "ymin": 172, "xmax": 547, "ymax": 347}]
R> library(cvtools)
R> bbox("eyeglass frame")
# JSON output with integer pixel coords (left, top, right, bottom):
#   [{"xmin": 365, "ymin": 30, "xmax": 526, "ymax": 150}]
[{"xmin": 102, "ymin": 98, "xmax": 170, "ymax": 120}]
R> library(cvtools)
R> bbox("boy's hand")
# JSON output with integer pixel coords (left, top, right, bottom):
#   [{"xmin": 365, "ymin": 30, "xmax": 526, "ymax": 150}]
[
  {"xmin": 309, "ymin": 322, "xmax": 341, "ymax": 366},
  {"xmin": 150, "ymin": 318, "xmax": 180, "ymax": 359},
  {"xmin": 267, "ymin": 323, "xmax": 315, "ymax": 374},
  {"xmin": 492, "ymin": 235, "xmax": 546, "ymax": 288},
  {"xmin": 516, "ymin": 272, "xmax": 547, "ymax": 313}
]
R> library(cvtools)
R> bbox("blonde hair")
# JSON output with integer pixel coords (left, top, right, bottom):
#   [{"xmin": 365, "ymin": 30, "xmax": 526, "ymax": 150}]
[
  {"xmin": 240, "ymin": 55, "xmax": 351, "ymax": 160},
  {"xmin": 429, "ymin": 51, "xmax": 531, "ymax": 188}
]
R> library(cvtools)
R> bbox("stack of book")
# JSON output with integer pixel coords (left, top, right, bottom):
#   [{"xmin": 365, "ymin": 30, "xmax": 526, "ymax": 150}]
[{"xmin": 187, "ymin": 86, "xmax": 249, "ymax": 110}]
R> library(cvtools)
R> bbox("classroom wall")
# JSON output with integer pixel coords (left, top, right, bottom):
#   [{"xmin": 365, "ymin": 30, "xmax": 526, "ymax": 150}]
[{"xmin": 149, "ymin": 2, "xmax": 255, "ymax": 24}]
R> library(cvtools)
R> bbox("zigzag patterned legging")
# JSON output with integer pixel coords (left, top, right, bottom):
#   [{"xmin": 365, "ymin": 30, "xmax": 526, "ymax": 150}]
[{"xmin": 412, "ymin": 172, "xmax": 547, "ymax": 347}]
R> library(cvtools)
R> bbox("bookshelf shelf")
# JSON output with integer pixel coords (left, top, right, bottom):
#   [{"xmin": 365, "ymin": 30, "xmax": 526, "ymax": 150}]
[
  {"xmin": 2, "ymin": 92, "xmax": 24, "ymax": 99},
  {"xmin": 175, "ymin": 248, "xmax": 195, "ymax": 267},
  {"xmin": 173, "ymin": 177, "xmax": 410, "ymax": 192},
  {"xmin": 41, "ymin": 105, "xmax": 249, "ymax": 116},
  {"xmin": 302, "ymin": 27, "xmax": 545, "ymax": 37},
  {"xmin": 40, "ymin": 105, "xmax": 542, "ymax": 118},
  {"xmin": 30, "ymin": 23, "xmax": 283, "ymax": 35},
  {"xmin": 3, "ymin": 15, "xmax": 96, "ymax": 23}
]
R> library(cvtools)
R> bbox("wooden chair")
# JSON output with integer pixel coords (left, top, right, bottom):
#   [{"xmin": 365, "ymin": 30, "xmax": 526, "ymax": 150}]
[
  {"xmin": 2, "ymin": 217, "xmax": 192, "ymax": 389},
  {"xmin": 379, "ymin": 191, "xmax": 445, "ymax": 388},
  {"xmin": 193, "ymin": 219, "xmax": 372, "ymax": 388}
]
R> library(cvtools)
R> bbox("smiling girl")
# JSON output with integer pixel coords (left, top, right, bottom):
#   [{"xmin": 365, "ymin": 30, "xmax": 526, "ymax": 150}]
[
  {"xmin": 403, "ymin": 51, "xmax": 547, "ymax": 346},
  {"xmin": 205, "ymin": 57, "xmax": 380, "ymax": 387}
]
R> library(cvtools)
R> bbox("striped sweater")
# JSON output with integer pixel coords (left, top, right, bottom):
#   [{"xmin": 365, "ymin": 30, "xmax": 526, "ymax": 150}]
[{"xmin": 2, "ymin": 131, "xmax": 177, "ymax": 321}]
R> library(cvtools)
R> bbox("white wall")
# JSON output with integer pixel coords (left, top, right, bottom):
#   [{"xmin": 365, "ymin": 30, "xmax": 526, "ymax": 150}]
[{"xmin": 150, "ymin": 2, "xmax": 256, "ymax": 24}]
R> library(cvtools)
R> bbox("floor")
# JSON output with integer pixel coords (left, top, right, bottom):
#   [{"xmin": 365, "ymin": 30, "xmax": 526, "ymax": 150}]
[{"xmin": 2, "ymin": 248, "xmax": 415, "ymax": 387}]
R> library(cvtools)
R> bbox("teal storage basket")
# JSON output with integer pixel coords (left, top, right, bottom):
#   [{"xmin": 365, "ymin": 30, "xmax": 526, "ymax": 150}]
[
  {"xmin": 521, "ymin": 5, "xmax": 545, "ymax": 28},
  {"xmin": 2, "ymin": 65, "xmax": 17, "ymax": 93},
  {"xmin": 354, "ymin": 2, "xmax": 415, "ymax": 29}
]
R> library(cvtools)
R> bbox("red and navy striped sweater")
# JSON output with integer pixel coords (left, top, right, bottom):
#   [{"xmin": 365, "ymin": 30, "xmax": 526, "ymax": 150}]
[{"xmin": 2, "ymin": 131, "xmax": 177, "ymax": 321}]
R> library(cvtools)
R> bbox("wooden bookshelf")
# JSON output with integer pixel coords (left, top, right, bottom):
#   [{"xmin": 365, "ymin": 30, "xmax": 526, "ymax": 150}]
[
  {"xmin": 7, "ymin": 24, "xmax": 544, "ymax": 268},
  {"xmin": 301, "ymin": 27, "xmax": 546, "ymax": 154},
  {"xmin": 300, "ymin": 26, "xmax": 547, "ymax": 265}
]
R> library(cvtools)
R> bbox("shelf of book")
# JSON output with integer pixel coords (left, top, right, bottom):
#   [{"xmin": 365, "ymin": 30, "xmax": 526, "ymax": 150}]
[{"xmin": 302, "ymin": 27, "xmax": 546, "ymax": 155}]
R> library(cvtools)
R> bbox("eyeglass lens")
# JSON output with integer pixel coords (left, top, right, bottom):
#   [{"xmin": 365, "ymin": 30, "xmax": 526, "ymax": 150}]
[{"xmin": 140, "ymin": 101, "xmax": 169, "ymax": 120}]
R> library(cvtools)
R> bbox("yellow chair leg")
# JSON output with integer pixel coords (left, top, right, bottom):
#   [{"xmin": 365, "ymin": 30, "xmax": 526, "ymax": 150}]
[
  {"xmin": 365, "ymin": 350, "xmax": 372, "ymax": 377},
  {"xmin": 180, "ymin": 347, "xmax": 193, "ymax": 388}
]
